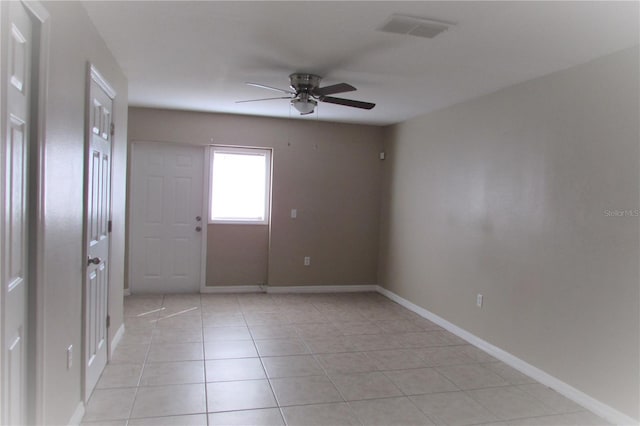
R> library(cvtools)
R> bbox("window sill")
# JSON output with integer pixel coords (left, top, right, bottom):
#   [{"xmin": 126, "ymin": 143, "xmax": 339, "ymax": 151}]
[{"xmin": 209, "ymin": 220, "xmax": 269, "ymax": 226}]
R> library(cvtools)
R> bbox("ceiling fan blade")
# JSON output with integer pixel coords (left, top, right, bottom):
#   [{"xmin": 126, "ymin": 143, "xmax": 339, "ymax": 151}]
[
  {"xmin": 246, "ymin": 82, "xmax": 295, "ymax": 95},
  {"xmin": 320, "ymin": 96, "xmax": 375, "ymax": 110},
  {"xmin": 235, "ymin": 96, "xmax": 292, "ymax": 103},
  {"xmin": 313, "ymin": 83, "xmax": 356, "ymax": 96}
]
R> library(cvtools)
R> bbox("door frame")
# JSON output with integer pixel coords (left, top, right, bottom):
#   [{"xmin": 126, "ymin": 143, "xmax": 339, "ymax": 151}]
[
  {"xmin": 127, "ymin": 140, "xmax": 208, "ymax": 294},
  {"xmin": 82, "ymin": 63, "xmax": 115, "ymax": 402},
  {"xmin": 0, "ymin": 0, "xmax": 50, "ymax": 424},
  {"xmin": 200, "ymin": 145, "xmax": 211, "ymax": 292}
]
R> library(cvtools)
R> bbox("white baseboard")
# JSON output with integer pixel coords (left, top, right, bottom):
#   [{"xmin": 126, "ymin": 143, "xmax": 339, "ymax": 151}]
[
  {"xmin": 376, "ymin": 286, "xmax": 638, "ymax": 426},
  {"xmin": 68, "ymin": 401, "xmax": 85, "ymax": 425},
  {"xmin": 201, "ymin": 285, "xmax": 263, "ymax": 293},
  {"xmin": 200, "ymin": 284, "xmax": 378, "ymax": 294},
  {"xmin": 123, "ymin": 288, "xmax": 131, "ymax": 296},
  {"xmin": 110, "ymin": 323, "xmax": 125, "ymax": 359},
  {"xmin": 267, "ymin": 284, "xmax": 378, "ymax": 294}
]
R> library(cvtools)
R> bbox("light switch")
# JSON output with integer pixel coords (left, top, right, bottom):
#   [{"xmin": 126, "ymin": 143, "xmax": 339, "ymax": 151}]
[{"xmin": 291, "ymin": 209, "xmax": 297, "ymax": 219}]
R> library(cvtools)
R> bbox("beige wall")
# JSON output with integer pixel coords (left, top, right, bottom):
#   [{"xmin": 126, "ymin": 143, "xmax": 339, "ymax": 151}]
[
  {"xmin": 379, "ymin": 47, "xmax": 639, "ymax": 420},
  {"xmin": 128, "ymin": 108, "xmax": 384, "ymax": 287},
  {"xmin": 36, "ymin": 2, "xmax": 128, "ymax": 423},
  {"xmin": 207, "ymin": 224, "xmax": 268, "ymax": 286}
]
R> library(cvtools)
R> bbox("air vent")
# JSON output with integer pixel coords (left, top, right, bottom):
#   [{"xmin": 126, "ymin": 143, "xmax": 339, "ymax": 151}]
[{"xmin": 378, "ymin": 14, "xmax": 454, "ymax": 39}]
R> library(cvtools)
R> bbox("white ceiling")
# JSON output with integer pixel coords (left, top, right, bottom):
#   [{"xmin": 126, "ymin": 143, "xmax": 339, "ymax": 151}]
[{"xmin": 83, "ymin": 1, "xmax": 639, "ymax": 126}]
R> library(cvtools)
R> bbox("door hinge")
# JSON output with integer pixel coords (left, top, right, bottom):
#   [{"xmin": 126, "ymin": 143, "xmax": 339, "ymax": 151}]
[
  {"xmin": 106, "ymin": 315, "xmax": 111, "ymax": 328},
  {"xmin": 110, "ymin": 122, "xmax": 115, "ymax": 137},
  {"xmin": 108, "ymin": 220, "xmax": 112, "ymax": 233}
]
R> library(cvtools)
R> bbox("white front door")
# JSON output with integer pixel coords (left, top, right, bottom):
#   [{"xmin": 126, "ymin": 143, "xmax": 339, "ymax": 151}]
[
  {"xmin": 130, "ymin": 142, "xmax": 204, "ymax": 293},
  {"xmin": 84, "ymin": 66, "xmax": 115, "ymax": 400},
  {"xmin": 1, "ymin": 1, "xmax": 31, "ymax": 424}
]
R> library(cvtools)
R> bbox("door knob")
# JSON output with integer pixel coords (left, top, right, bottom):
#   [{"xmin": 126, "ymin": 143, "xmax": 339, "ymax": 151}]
[
  {"xmin": 87, "ymin": 257, "xmax": 101, "ymax": 265},
  {"xmin": 195, "ymin": 216, "xmax": 202, "ymax": 221},
  {"xmin": 195, "ymin": 226, "xmax": 202, "ymax": 232}
]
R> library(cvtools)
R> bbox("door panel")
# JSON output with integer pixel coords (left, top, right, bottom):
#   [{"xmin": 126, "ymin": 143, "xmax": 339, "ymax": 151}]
[
  {"xmin": 2, "ymin": 2, "xmax": 31, "ymax": 424},
  {"xmin": 7, "ymin": 118, "xmax": 26, "ymax": 288},
  {"xmin": 84, "ymin": 66, "xmax": 114, "ymax": 400},
  {"xmin": 130, "ymin": 142, "xmax": 204, "ymax": 293}
]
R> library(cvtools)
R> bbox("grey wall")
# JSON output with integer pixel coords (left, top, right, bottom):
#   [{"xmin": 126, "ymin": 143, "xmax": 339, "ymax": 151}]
[
  {"xmin": 37, "ymin": 2, "xmax": 127, "ymax": 423},
  {"xmin": 379, "ymin": 47, "xmax": 639, "ymax": 420},
  {"xmin": 127, "ymin": 108, "xmax": 385, "ymax": 288}
]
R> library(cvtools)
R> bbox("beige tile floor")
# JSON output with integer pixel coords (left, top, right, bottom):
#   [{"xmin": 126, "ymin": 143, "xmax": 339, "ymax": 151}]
[{"xmin": 82, "ymin": 292, "xmax": 610, "ymax": 426}]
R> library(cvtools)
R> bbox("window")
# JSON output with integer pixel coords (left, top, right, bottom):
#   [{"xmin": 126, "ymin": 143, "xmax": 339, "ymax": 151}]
[{"xmin": 209, "ymin": 147, "xmax": 272, "ymax": 224}]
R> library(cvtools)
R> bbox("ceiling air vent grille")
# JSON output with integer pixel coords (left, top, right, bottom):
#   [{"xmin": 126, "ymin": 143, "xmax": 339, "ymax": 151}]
[{"xmin": 378, "ymin": 14, "xmax": 454, "ymax": 39}]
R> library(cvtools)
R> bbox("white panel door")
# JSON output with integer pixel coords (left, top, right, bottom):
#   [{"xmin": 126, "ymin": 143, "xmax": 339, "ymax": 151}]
[
  {"xmin": 1, "ymin": 2, "xmax": 31, "ymax": 424},
  {"xmin": 130, "ymin": 142, "xmax": 204, "ymax": 293},
  {"xmin": 84, "ymin": 66, "xmax": 114, "ymax": 400}
]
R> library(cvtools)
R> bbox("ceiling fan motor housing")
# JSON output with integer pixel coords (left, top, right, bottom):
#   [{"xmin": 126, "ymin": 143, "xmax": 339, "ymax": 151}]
[{"xmin": 289, "ymin": 73, "xmax": 322, "ymax": 95}]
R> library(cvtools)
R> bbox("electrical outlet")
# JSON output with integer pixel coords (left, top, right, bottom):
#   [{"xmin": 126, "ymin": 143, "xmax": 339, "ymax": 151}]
[
  {"xmin": 291, "ymin": 209, "xmax": 297, "ymax": 219},
  {"xmin": 476, "ymin": 294, "xmax": 483, "ymax": 308},
  {"xmin": 67, "ymin": 345, "xmax": 73, "ymax": 369},
  {"xmin": 304, "ymin": 256, "xmax": 311, "ymax": 266}
]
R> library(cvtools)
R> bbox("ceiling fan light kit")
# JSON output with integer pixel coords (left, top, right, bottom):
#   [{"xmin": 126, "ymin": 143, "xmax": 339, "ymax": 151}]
[
  {"xmin": 291, "ymin": 97, "xmax": 317, "ymax": 115},
  {"xmin": 238, "ymin": 73, "xmax": 375, "ymax": 115}
]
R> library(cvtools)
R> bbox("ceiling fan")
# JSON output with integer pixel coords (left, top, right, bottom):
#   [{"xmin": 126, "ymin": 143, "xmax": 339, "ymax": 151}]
[{"xmin": 237, "ymin": 73, "xmax": 375, "ymax": 115}]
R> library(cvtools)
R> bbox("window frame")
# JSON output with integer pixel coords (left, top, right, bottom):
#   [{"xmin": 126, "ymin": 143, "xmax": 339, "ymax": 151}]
[{"xmin": 208, "ymin": 146, "xmax": 272, "ymax": 225}]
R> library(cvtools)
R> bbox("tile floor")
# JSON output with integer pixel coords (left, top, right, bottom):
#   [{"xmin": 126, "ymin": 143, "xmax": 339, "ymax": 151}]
[{"xmin": 82, "ymin": 292, "xmax": 610, "ymax": 426}]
